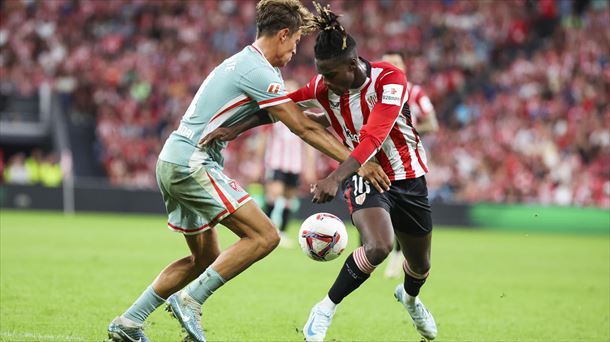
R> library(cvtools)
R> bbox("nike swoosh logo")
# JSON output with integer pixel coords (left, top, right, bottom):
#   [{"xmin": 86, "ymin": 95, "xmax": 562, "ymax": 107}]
[
  {"xmin": 121, "ymin": 331, "xmax": 141, "ymax": 342},
  {"xmin": 306, "ymin": 315, "xmax": 316, "ymax": 337}
]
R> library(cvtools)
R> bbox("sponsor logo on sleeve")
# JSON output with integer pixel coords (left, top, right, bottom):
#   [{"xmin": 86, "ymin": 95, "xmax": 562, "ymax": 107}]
[
  {"xmin": 381, "ymin": 84, "xmax": 403, "ymax": 106},
  {"xmin": 267, "ymin": 82, "xmax": 282, "ymax": 94}
]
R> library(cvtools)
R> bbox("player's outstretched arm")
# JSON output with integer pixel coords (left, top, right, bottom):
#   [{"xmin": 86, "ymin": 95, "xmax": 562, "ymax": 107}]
[
  {"xmin": 303, "ymin": 110, "xmax": 331, "ymax": 127},
  {"xmin": 312, "ymin": 91, "xmax": 406, "ymax": 203},
  {"xmin": 267, "ymin": 101, "xmax": 390, "ymax": 192},
  {"xmin": 199, "ymin": 100, "xmax": 390, "ymax": 193},
  {"xmin": 199, "ymin": 110, "xmax": 272, "ymax": 146},
  {"xmin": 266, "ymin": 100, "xmax": 349, "ymax": 162}
]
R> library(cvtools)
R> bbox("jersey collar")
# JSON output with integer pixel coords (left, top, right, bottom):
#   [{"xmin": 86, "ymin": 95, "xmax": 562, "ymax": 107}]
[{"xmin": 250, "ymin": 43, "xmax": 275, "ymax": 70}]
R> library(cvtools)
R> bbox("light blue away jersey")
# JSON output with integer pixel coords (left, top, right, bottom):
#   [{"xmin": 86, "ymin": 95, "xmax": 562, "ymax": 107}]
[{"xmin": 159, "ymin": 44, "xmax": 289, "ymax": 168}]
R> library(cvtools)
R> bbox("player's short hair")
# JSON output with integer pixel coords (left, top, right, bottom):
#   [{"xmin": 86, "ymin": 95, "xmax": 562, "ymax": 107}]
[
  {"xmin": 306, "ymin": 2, "xmax": 356, "ymax": 61},
  {"xmin": 256, "ymin": 0, "xmax": 314, "ymax": 37}
]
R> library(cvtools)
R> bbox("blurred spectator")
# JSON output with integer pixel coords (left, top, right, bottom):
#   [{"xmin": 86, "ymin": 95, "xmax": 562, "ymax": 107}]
[
  {"xmin": 24, "ymin": 148, "xmax": 43, "ymax": 183},
  {"xmin": 4, "ymin": 153, "xmax": 30, "ymax": 185},
  {"xmin": 2, "ymin": 150, "xmax": 63, "ymax": 187},
  {"xmin": 1, "ymin": 0, "xmax": 608, "ymax": 207},
  {"xmin": 39, "ymin": 152, "xmax": 63, "ymax": 187}
]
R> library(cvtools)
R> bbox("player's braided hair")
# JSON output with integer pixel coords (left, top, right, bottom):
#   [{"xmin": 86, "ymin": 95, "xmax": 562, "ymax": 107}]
[{"xmin": 304, "ymin": 2, "xmax": 356, "ymax": 60}]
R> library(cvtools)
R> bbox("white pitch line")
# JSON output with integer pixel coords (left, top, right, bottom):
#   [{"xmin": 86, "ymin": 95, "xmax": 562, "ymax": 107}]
[{"xmin": 0, "ymin": 331, "xmax": 86, "ymax": 341}]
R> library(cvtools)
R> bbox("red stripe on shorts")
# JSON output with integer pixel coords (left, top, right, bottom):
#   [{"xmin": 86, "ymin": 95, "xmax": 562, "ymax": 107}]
[{"xmin": 206, "ymin": 171, "xmax": 236, "ymax": 213}]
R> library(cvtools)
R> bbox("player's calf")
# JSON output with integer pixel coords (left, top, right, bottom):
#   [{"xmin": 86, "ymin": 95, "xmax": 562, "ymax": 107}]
[
  {"xmin": 403, "ymin": 259, "xmax": 430, "ymax": 297},
  {"xmin": 328, "ymin": 246, "xmax": 376, "ymax": 303}
]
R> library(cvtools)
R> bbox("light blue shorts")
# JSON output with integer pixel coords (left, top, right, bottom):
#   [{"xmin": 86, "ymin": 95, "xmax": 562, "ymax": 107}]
[{"xmin": 156, "ymin": 159, "xmax": 251, "ymax": 235}]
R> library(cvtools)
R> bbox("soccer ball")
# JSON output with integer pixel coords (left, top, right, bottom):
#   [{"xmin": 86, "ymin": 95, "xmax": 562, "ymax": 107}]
[{"xmin": 298, "ymin": 213, "xmax": 348, "ymax": 262}]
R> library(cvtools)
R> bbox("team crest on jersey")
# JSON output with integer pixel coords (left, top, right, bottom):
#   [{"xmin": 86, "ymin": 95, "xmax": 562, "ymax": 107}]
[
  {"xmin": 355, "ymin": 193, "xmax": 367, "ymax": 205},
  {"xmin": 381, "ymin": 84, "xmax": 403, "ymax": 106},
  {"xmin": 229, "ymin": 180, "xmax": 242, "ymax": 192},
  {"xmin": 366, "ymin": 95, "xmax": 377, "ymax": 107},
  {"xmin": 343, "ymin": 127, "xmax": 360, "ymax": 143},
  {"xmin": 267, "ymin": 83, "xmax": 282, "ymax": 94}
]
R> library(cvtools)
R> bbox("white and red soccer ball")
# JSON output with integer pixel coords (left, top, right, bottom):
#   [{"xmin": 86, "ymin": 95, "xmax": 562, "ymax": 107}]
[{"xmin": 298, "ymin": 213, "xmax": 348, "ymax": 262}]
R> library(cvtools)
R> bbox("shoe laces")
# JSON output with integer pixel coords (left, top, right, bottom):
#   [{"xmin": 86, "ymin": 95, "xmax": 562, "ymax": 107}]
[
  {"xmin": 410, "ymin": 301, "xmax": 431, "ymax": 324},
  {"xmin": 123, "ymin": 325, "xmax": 146, "ymax": 340},
  {"xmin": 312, "ymin": 307, "xmax": 333, "ymax": 331},
  {"xmin": 182, "ymin": 294, "xmax": 203, "ymax": 320}
]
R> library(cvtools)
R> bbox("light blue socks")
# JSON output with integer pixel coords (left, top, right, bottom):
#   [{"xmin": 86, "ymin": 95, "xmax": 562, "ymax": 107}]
[
  {"xmin": 185, "ymin": 267, "xmax": 226, "ymax": 304},
  {"xmin": 123, "ymin": 286, "xmax": 165, "ymax": 324}
]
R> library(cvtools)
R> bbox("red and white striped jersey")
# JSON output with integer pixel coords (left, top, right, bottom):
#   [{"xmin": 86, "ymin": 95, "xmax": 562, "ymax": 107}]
[
  {"xmin": 264, "ymin": 123, "xmax": 304, "ymax": 174},
  {"xmin": 288, "ymin": 59, "xmax": 428, "ymax": 181},
  {"xmin": 407, "ymin": 82, "xmax": 434, "ymax": 126}
]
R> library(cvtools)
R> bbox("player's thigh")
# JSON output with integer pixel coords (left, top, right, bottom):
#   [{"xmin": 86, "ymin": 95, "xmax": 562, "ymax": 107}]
[
  {"xmin": 344, "ymin": 173, "xmax": 393, "ymax": 243},
  {"xmin": 352, "ymin": 207, "xmax": 394, "ymax": 248},
  {"xmin": 345, "ymin": 173, "xmax": 395, "ymax": 261},
  {"xmin": 220, "ymin": 200, "xmax": 278, "ymax": 242}
]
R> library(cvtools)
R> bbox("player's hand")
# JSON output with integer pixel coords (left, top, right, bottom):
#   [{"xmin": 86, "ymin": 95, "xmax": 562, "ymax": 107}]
[
  {"xmin": 199, "ymin": 127, "xmax": 239, "ymax": 147},
  {"xmin": 358, "ymin": 158, "xmax": 390, "ymax": 193},
  {"xmin": 311, "ymin": 177, "xmax": 340, "ymax": 204}
]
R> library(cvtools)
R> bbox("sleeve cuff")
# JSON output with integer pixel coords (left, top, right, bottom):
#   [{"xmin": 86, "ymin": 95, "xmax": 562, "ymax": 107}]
[
  {"xmin": 349, "ymin": 139, "xmax": 378, "ymax": 165},
  {"xmin": 258, "ymin": 96, "xmax": 290, "ymax": 109}
]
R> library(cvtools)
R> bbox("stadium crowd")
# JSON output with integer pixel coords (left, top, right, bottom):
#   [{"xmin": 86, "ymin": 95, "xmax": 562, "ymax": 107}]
[{"xmin": 1, "ymin": 0, "xmax": 608, "ymax": 207}]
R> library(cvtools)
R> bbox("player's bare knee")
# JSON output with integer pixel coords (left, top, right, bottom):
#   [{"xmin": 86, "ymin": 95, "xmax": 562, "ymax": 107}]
[
  {"xmin": 364, "ymin": 242, "xmax": 393, "ymax": 265},
  {"xmin": 256, "ymin": 225, "xmax": 280, "ymax": 252},
  {"xmin": 267, "ymin": 229, "xmax": 281, "ymax": 250}
]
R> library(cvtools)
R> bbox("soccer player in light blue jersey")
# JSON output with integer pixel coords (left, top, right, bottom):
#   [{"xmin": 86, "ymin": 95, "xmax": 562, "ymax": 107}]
[{"xmin": 108, "ymin": 1, "xmax": 390, "ymax": 341}]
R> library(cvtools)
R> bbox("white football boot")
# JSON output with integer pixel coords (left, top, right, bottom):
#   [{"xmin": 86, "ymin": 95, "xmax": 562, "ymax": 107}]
[
  {"xmin": 394, "ymin": 284, "xmax": 437, "ymax": 340},
  {"xmin": 303, "ymin": 303, "xmax": 336, "ymax": 342}
]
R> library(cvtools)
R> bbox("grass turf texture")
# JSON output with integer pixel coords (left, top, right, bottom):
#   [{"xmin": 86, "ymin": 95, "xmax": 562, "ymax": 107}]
[{"xmin": 1, "ymin": 210, "xmax": 608, "ymax": 341}]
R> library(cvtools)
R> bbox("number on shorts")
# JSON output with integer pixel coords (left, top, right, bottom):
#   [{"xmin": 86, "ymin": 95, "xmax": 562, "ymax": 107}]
[{"xmin": 351, "ymin": 174, "xmax": 371, "ymax": 196}]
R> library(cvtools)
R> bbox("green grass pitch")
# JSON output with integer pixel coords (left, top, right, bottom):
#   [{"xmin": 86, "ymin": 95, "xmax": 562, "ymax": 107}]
[{"xmin": 1, "ymin": 210, "xmax": 608, "ymax": 341}]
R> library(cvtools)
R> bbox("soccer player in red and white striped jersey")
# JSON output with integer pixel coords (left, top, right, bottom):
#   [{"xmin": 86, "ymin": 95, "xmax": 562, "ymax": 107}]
[
  {"xmin": 288, "ymin": 61, "xmax": 430, "ymax": 182},
  {"xmin": 295, "ymin": 6, "xmax": 437, "ymax": 341}
]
